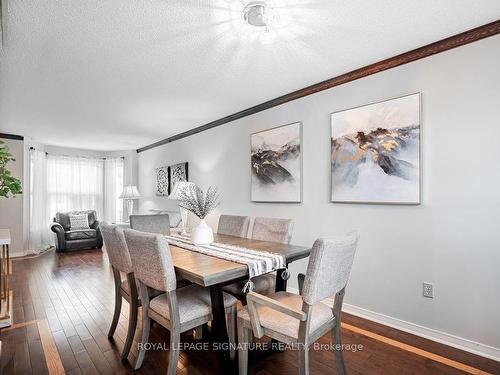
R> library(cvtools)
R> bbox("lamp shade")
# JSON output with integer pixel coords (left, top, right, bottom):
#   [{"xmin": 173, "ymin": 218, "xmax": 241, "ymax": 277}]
[
  {"xmin": 119, "ymin": 185, "xmax": 141, "ymax": 199},
  {"xmin": 169, "ymin": 181, "xmax": 195, "ymax": 199}
]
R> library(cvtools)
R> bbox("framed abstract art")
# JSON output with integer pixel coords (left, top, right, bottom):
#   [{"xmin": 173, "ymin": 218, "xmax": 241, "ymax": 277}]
[
  {"xmin": 251, "ymin": 122, "xmax": 302, "ymax": 202},
  {"xmin": 168, "ymin": 162, "xmax": 189, "ymax": 195},
  {"xmin": 155, "ymin": 166, "xmax": 169, "ymax": 196},
  {"xmin": 331, "ymin": 93, "xmax": 421, "ymax": 204}
]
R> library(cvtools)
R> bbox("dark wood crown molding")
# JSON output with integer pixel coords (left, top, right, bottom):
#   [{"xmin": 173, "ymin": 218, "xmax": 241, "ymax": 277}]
[
  {"xmin": 137, "ymin": 19, "xmax": 500, "ymax": 153},
  {"xmin": 0, "ymin": 133, "xmax": 24, "ymax": 141}
]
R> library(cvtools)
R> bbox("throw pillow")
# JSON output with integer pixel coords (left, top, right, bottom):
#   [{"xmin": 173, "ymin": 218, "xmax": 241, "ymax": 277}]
[{"xmin": 69, "ymin": 214, "xmax": 90, "ymax": 230}]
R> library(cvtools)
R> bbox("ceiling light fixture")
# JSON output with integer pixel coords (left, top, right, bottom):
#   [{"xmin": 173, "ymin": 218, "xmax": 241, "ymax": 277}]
[{"xmin": 243, "ymin": 1, "xmax": 274, "ymax": 30}]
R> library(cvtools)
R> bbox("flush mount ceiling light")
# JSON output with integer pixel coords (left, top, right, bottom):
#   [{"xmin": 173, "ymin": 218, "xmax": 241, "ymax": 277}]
[{"xmin": 243, "ymin": 1, "xmax": 274, "ymax": 29}]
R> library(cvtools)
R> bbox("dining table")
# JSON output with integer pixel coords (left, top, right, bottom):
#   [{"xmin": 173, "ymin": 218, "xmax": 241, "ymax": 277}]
[{"xmin": 168, "ymin": 233, "xmax": 311, "ymax": 371}]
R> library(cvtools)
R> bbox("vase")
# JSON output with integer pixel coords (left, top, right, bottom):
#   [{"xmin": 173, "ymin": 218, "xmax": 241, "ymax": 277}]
[{"xmin": 192, "ymin": 219, "xmax": 214, "ymax": 245}]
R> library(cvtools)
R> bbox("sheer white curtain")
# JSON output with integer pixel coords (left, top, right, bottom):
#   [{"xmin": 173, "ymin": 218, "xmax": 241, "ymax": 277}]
[
  {"xmin": 46, "ymin": 155, "xmax": 104, "ymax": 220},
  {"xmin": 28, "ymin": 153, "xmax": 124, "ymax": 253},
  {"xmin": 103, "ymin": 157, "xmax": 124, "ymax": 223},
  {"xmin": 28, "ymin": 149, "xmax": 51, "ymax": 254}
]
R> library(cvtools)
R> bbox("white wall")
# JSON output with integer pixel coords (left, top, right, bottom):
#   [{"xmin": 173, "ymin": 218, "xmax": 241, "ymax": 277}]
[
  {"xmin": 138, "ymin": 36, "xmax": 500, "ymax": 353},
  {"xmin": 0, "ymin": 138, "xmax": 25, "ymax": 256}
]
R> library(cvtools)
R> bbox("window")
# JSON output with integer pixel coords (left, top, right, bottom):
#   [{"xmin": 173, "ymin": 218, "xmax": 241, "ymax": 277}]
[
  {"xmin": 45, "ymin": 155, "xmax": 124, "ymax": 223},
  {"xmin": 46, "ymin": 155, "xmax": 105, "ymax": 218}
]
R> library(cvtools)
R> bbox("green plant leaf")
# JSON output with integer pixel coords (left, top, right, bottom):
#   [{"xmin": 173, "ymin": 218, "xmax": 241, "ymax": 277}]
[{"xmin": 0, "ymin": 142, "xmax": 23, "ymax": 198}]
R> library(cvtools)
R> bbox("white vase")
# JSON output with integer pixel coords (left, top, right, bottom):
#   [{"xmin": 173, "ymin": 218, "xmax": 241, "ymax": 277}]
[{"xmin": 192, "ymin": 219, "xmax": 214, "ymax": 245}]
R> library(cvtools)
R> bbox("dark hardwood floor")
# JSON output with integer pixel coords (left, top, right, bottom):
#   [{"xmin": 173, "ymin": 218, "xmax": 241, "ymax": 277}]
[{"xmin": 1, "ymin": 248, "xmax": 498, "ymax": 375}]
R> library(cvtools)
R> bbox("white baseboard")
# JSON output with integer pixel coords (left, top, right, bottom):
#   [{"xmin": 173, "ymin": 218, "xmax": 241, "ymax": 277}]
[
  {"xmin": 287, "ymin": 287, "xmax": 500, "ymax": 362},
  {"xmin": 10, "ymin": 251, "xmax": 26, "ymax": 258},
  {"xmin": 10, "ymin": 247, "xmax": 55, "ymax": 259}
]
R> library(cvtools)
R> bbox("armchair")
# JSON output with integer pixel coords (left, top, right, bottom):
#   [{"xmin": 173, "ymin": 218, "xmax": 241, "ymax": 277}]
[{"xmin": 50, "ymin": 210, "xmax": 103, "ymax": 252}]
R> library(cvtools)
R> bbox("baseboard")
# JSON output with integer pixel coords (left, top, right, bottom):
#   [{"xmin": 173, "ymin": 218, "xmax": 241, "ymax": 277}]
[
  {"xmin": 287, "ymin": 286, "xmax": 500, "ymax": 362},
  {"xmin": 9, "ymin": 251, "xmax": 26, "ymax": 258},
  {"xmin": 11, "ymin": 247, "xmax": 55, "ymax": 259}
]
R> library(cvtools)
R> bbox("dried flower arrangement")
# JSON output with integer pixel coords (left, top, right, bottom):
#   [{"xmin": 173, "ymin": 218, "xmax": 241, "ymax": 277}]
[{"xmin": 177, "ymin": 184, "xmax": 221, "ymax": 220}]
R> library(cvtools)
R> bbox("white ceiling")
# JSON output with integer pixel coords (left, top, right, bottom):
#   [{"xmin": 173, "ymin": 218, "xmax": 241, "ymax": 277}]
[{"xmin": 1, "ymin": 0, "xmax": 499, "ymax": 151}]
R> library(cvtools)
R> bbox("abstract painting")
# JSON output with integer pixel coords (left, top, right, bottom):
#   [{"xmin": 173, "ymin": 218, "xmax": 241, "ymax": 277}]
[
  {"xmin": 168, "ymin": 162, "xmax": 188, "ymax": 194},
  {"xmin": 251, "ymin": 122, "xmax": 302, "ymax": 202},
  {"xmin": 331, "ymin": 93, "xmax": 421, "ymax": 204},
  {"xmin": 156, "ymin": 166, "xmax": 169, "ymax": 196}
]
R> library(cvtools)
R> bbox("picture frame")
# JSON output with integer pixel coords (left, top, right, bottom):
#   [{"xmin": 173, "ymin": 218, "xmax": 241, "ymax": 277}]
[
  {"xmin": 155, "ymin": 166, "xmax": 169, "ymax": 196},
  {"xmin": 251, "ymin": 122, "xmax": 303, "ymax": 203},
  {"xmin": 330, "ymin": 93, "xmax": 421, "ymax": 205},
  {"xmin": 168, "ymin": 162, "xmax": 189, "ymax": 195}
]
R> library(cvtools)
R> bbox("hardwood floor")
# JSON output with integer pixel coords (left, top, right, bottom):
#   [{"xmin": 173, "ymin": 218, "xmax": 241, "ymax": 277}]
[{"xmin": 0, "ymin": 248, "xmax": 498, "ymax": 375}]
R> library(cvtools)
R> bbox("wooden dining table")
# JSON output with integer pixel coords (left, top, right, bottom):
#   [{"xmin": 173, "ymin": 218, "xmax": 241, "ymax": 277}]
[{"xmin": 168, "ymin": 233, "xmax": 311, "ymax": 369}]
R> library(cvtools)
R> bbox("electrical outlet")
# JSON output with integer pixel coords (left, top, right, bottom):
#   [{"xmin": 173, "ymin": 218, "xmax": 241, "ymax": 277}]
[{"xmin": 423, "ymin": 282, "xmax": 434, "ymax": 298}]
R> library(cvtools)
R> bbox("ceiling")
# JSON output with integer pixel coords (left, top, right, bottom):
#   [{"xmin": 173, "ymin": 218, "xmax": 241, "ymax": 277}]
[{"xmin": 1, "ymin": 1, "xmax": 499, "ymax": 151}]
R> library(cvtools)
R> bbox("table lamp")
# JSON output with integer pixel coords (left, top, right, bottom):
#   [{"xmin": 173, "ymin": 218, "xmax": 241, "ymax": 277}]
[{"xmin": 119, "ymin": 185, "xmax": 141, "ymax": 222}]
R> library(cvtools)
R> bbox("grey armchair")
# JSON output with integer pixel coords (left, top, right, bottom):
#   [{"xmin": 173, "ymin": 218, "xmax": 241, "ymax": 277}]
[
  {"xmin": 237, "ymin": 232, "xmax": 359, "ymax": 375},
  {"xmin": 50, "ymin": 210, "xmax": 103, "ymax": 252}
]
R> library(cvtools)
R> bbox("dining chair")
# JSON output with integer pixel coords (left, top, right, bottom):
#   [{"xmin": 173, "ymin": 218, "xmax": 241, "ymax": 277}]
[
  {"xmin": 100, "ymin": 223, "xmax": 140, "ymax": 360},
  {"xmin": 223, "ymin": 217, "xmax": 294, "ymax": 301},
  {"xmin": 123, "ymin": 229, "xmax": 238, "ymax": 372},
  {"xmin": 217, "ymin": 214, "xmax": 250, "ymax": 237},
  {"xmin": 129, "ymin": 214, "xmax": 170, "ymax": 235},
  {"xmin": 251, "ymin": 217, "xmax": 294, "ymax": 244},
  {"xmin": 237, "ymin": 232, "xmax": 359, "ymax": 375},
  {"xmin": 131, "ymin": 213, "xmax": 193, "ymax": 290}
]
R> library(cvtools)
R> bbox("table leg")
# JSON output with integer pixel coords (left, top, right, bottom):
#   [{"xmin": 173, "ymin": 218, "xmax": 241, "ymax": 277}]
[
  {"xmin": 209, "ymin": 285, "xmax": 233, "ymax": 373},
  {"xmin": 0, "ymin": 245, "xmax": 3, "ymax": 315},
  {"xmin": 272, "ymin": 267, "xmax": 289, "ymax": 352},
  {"xmin": 275, "ymin": 267, "xmax": 288, "ymax": 292},
  {"xmin": 6, "ymin": 244, "xmax": 9, "ymax": 314}
]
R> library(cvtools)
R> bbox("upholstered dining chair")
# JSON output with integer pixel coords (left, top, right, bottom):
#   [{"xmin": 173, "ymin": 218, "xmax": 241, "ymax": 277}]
[
  {"xmin": 123, "ymin": 229, "xmax": 238, "ymax": 372},
  {"xmin": 100, "ymin": 223, "xmax": 141, "ymax": 360},
  {"xmin": 237, "ymin": 232, "xmax": 359, "ymax": 375},
  {"xmin": 129, "ymin": 214, "xmax": 170, "ymax": 235},
  {"xmin": 131, "ymin": 213, "xmax": 192, "ymax": 292},
  {"xmin": 217, "ymin": 214, "xmax": 250, "ymax": 237},
  {"xmin": 223, "ymin": 217, "xmax": 294, "ymax": 301},
  {"xmin": 251, "ymin": 217, "xmax": 294, "ymax": 244}
]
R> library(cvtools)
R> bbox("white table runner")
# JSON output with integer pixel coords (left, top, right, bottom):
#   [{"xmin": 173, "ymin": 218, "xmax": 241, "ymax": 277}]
[{"xmin": 164, "ymin": 234, "xmax": 289, "ymax": 292}]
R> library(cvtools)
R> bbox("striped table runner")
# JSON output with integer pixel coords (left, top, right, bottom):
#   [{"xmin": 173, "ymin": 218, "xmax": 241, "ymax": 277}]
[{"xmin": 164, "ymin": 234, "xmax": 288, "ymax": 292}]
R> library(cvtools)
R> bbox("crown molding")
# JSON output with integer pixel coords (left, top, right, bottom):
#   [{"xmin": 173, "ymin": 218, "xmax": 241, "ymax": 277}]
[
  {"xmin": 0, "ymin": 133, "xmax": 24, "ymax": 141},
  {"xmin": 137, "ymin": 19, "xmax": 500, "ymax": 153}
]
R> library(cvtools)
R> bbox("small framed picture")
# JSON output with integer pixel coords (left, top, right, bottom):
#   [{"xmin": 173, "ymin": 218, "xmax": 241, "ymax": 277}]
[
  {"xmin": 169, "ymin": 162, "xmax": 189, "ymax": 195},
  {"xmin": 155, "ymin": 166, "xmax": 169, "ymax": 196}
]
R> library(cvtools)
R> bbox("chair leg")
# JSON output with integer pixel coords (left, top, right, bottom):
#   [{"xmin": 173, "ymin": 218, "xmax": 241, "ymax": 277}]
[
  {"xmin": 332, "ymin": 322, "xmax": 347, "ymax": 375},
  {"xmin": 167, "ymin": 331, "xmax": 181, "ymax": 375},
  {"xmin": 108, "ymin": 267, "xmax": 122, "ymax": 339},
  {"xmin": 121, "ymin": 275, "xmax": 139, "ymax": 359},
  {"xmin": 226, "ymin": 305, "xmax": 237, "ymax": 361},
  {"xmin": 193, "ymin": 325, "xmax": 203, "ymax": 340},
  {"xmin": 298, "ymin": 345, "xmax": 310, "ymax": 375},
  {"xmin": 238, "ymin": 322, "xmax": 250, "ymax": 375},
  {"xmin": 297, "ymin": 273, "xmax": 306, "ymax": 295},
  {"xmin": 134, "ymin": 311, "xmax": 151, "ymax": 370}
]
